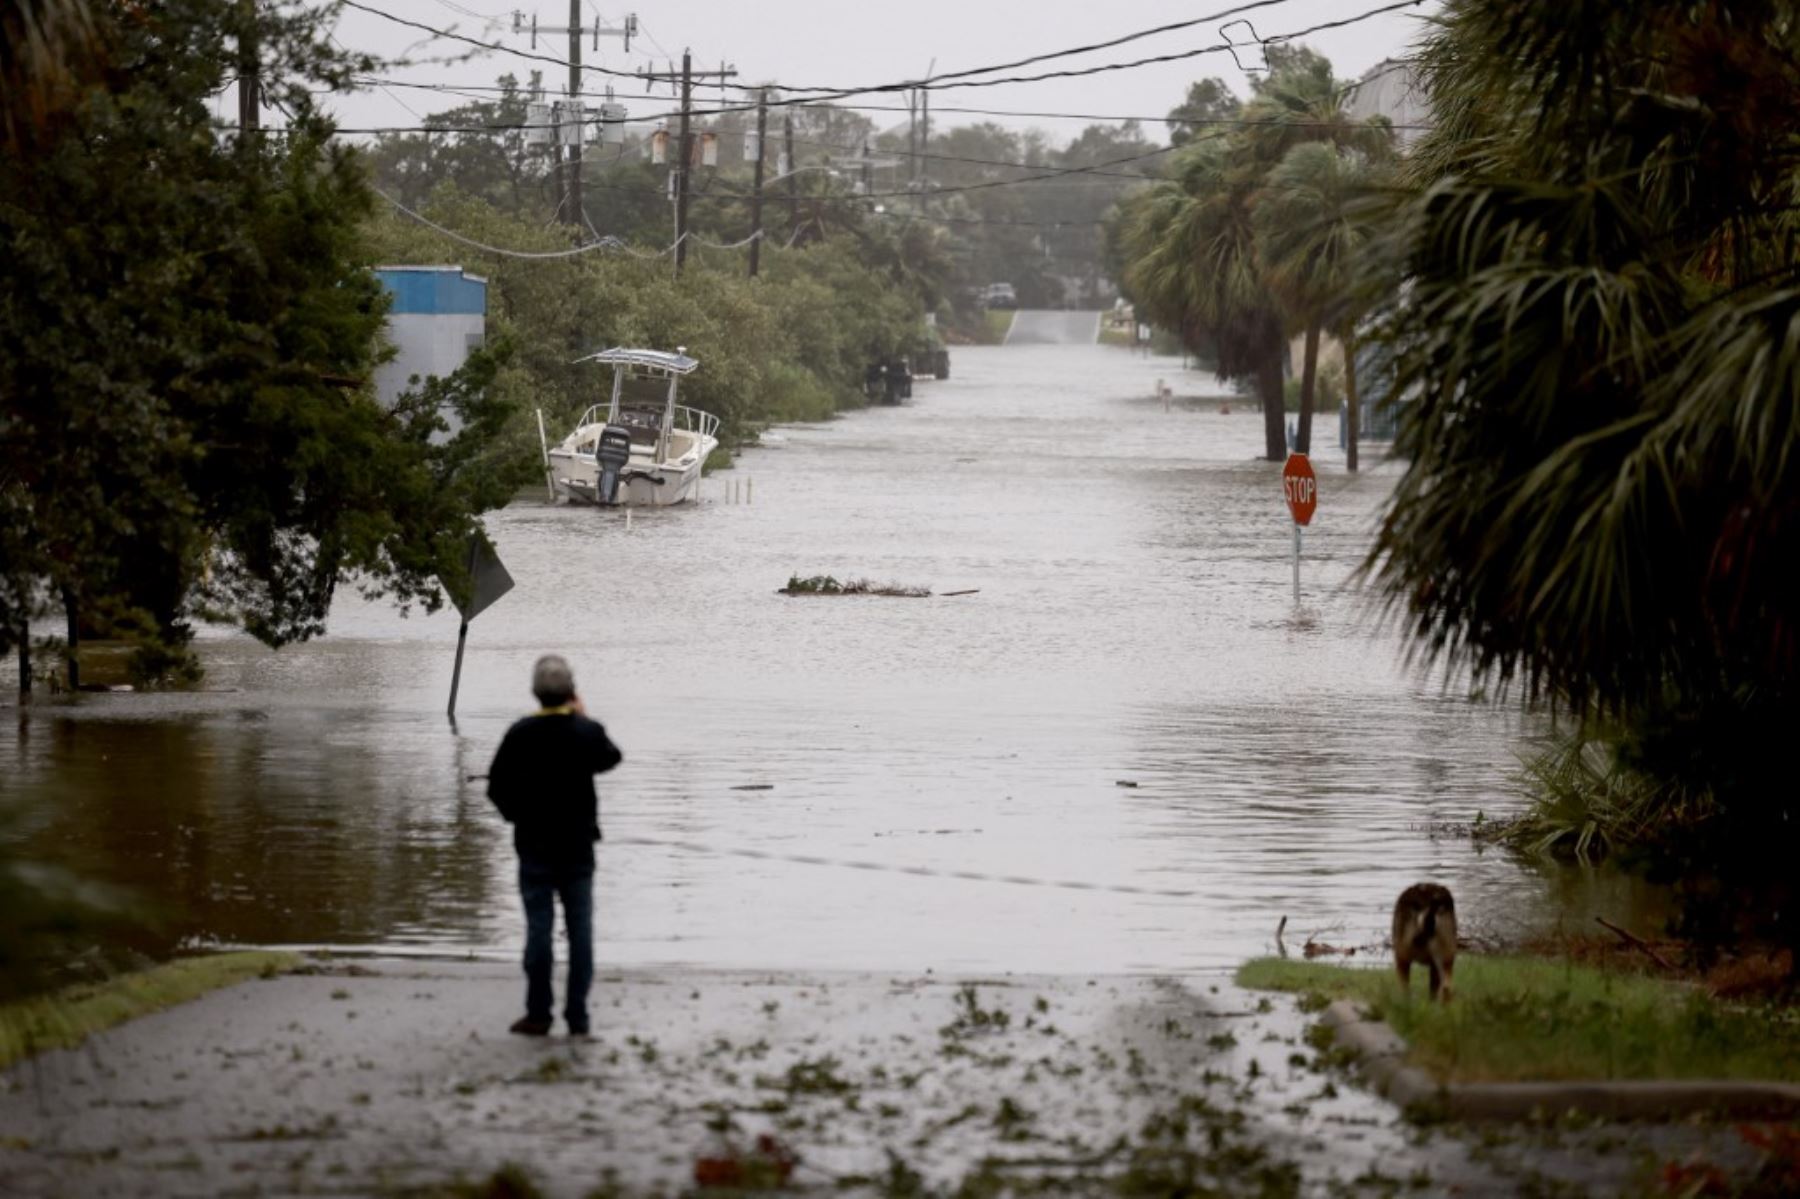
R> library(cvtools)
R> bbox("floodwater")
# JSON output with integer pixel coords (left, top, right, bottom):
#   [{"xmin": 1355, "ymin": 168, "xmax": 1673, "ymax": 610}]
[{"xmin": 2, "ymin": 338, "xmax": 1655, "ymax": 974}]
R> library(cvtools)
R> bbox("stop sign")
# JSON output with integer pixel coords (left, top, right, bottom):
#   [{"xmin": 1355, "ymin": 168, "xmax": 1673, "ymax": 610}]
[{"xmin": 1282, "ymin": 453, "xmax": 1317, "ymax": 526}]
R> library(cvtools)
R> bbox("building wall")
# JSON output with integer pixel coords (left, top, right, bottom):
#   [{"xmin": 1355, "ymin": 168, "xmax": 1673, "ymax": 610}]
[
  {"xmin": 371, "ymin": 266, "xmax": 487, "ymax": 409},
  {"xmin": 1344, "ymin": 59, "xmax": 1432, "ymax": 150},
  {"xmin": 376, "ymin": 312, "xmax": 486, "ymax": 403}
]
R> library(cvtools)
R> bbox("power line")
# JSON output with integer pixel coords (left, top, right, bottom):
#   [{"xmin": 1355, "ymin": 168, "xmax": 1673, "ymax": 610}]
[
  {"xmin": 779, "ymin": 0, "xmax": 1319, "ymax": 95},
  {"xmin": 325, "ymin": 100, "xmax": 1400, "ymax": 151},
  {"xmin": 430, "ymin": 0, "xmax": 512, "ymax": 24},
  {"xmin": 347, "ymin": 0, "xmax": 1314, "ymax": 98},
  {"xmin": 337, "ymin": 0, "xmax": 1429, "ymax": 113},
  {"xmin": 380, "ymin": 186, "xmax": 762, "ymax": 259},
  {"xmin": 874, "ymin": 208, "xmax": 1106, "ymax": 230},
  {"xmin": 340, "ymin": 0, "xmax": 644, "ymax": 82},
  {"xmin": 344, "ymin": 75, "xmax": 1436, "ymax": 132},
  {"xmin": 787, "ymin": 134, "xmax": 1161, "ymax": 182},
  {"xmin": 768, "ymin": 0, "xmax": 1312, "ymax": 95},
  {"xmin": 843, "ymin": 0, "xmax": 1428, "ymax": 97},
  {"xmin": 377, "ymin": 188, "xmax": 626, "ymax": 257}
]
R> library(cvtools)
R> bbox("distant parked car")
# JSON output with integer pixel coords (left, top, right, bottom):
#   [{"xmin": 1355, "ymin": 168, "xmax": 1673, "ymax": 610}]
[{"xmin": 981, "ymin": 283, "xmax": 1018, "ymax": 309}]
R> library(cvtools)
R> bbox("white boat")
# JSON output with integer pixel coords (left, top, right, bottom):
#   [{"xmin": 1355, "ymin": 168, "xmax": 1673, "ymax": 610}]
[{"xmin": 541, "ymin": 347, "xmax": 720, "ymax": 507}]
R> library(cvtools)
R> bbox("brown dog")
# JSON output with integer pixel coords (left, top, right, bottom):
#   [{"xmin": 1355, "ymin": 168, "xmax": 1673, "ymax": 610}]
[{"xmin": 1392, "ymin": 884, "xmax": 1457, "ymax": 1002}]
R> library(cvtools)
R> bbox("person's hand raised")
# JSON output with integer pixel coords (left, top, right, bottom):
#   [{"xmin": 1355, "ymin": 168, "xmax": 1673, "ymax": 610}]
[{"xmin": 569, "ymin": 693, "xmax": 587, "ymax": 717}]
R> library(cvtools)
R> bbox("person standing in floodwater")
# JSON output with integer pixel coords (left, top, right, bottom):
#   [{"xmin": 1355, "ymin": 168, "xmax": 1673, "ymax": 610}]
[{"xmin": 486, "ymin": 655, "xmax": 622, "ymax": 1037}]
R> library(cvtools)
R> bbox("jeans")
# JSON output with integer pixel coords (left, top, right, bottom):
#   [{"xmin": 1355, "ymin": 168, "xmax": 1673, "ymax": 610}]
[{"xmin": 519, "ymin": 858, "xmax": 594, "ymax": 1030}]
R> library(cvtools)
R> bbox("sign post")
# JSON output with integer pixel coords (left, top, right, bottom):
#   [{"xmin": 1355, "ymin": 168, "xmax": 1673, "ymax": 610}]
[
  {"xmin": 1281, "ymin": 453, "xmax": 1317, "ymax": 603},
  {"xmin": 445, "ymin": 535, "xmax": 515, "ymax": 721}
]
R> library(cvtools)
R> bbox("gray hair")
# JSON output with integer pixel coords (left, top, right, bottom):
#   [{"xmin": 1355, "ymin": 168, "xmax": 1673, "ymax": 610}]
[{"xmin": 531, "ymin": 655, "xmax": 575, "ymax": 706}]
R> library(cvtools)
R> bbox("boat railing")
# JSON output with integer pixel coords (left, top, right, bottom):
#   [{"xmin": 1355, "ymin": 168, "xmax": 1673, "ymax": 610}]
[
  {"xmin": 566, "ymin": 403, "xmax": 718, "ymax": 441},
  {"xmin": 672, "ymin": 405, "xmax": 721, "ymax": 442}
]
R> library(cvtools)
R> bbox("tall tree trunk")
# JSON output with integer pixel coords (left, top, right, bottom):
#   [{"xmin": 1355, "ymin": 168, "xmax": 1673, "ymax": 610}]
[
  {"xmin": 1343, "ymin": 326, "xmax": 1361, "ymax": 474},
  {"xmin": 1296, "ymin": 321, "xmax": 1321, "ymax": 455},
  {"xmin": 1259, "ymin": 352, "xmax": 1286, "ymax": 461},
  {"xmin": 16, "ymin": 623, "xmax": 28, "ymax": 701}
]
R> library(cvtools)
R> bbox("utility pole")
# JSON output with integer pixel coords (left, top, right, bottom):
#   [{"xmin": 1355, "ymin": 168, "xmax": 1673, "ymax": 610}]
[
  {"xmin": 861, "ymin": 139, "xmax": 873, "ymax": 197},
  {"xmin": 907, "ymin": 88, "xmax": 918, "ymax": 188},
  {"xmin": 567, "ymin": 0, "xmax": 581, "ymax": 231},
  {"xmin": 641, "ymin": 51, "xmax": 736, "ymax": 276},
  {"xmin": 748, "ymin": 89, "xmax": 768, "ymax": 278},
  {"xmin": 784, "ymin": 111, "xmax": 798, "ymax": 245},
  {"xmin": 513, "ymin": 9, "xmax": 636, "ymax": 234},
  {"xmin": 675, "ymin": 51, "xmax": 693, "ymax": 274},
  {"xmin": 919, "ymin": 86, "xmax": 930, "ymax": 204},
  {"xmin": 917, "ymin": 61, "xmax": 935, "ymax": 208},
  {"xmin": 237, "ymin": 0, "xmax": 259, "ymax": 140}
]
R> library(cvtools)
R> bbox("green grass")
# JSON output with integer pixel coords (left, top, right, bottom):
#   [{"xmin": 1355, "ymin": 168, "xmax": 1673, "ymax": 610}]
[
  {"xmin": 1238, "ymin": 955, "xmax": 1800, "ymax": 1083},
  {"xmin": 982, "ymin": 308, "xmax": 1016, "ymax": 343},
  {"xmin": 0, "ymin": 950, "xmax": 297, "ymax": 1071}
]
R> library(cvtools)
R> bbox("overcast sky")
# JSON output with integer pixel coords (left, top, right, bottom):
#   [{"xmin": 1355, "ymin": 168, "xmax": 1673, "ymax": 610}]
[{"xmin": 312, "ymin": 0, "xmax": 1443, "ymax": 144}]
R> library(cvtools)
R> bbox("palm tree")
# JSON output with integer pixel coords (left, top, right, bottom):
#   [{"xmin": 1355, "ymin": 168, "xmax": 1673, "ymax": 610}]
[
  {"xmin": 1361, "ymin": 0, "xmax": 1800, "ymax": 962},
  {"xmin": 1254, "ymin": 142, "xmax": 1390, "ymax": 470},
  {"xmin": 1116, "ymin": 50, "xmax": 1396, "ymax": 463},
  {"xmin": 1120, "ymin": 136, "xmax": 1289, "ymax": 460},
  {"xmin": 1368, "ymin": 0, "xmax": 1800, "ymax": 710},
  {"xmin": 1236, "ymin": 61, "xmax": 1394, "ymax": 458}
]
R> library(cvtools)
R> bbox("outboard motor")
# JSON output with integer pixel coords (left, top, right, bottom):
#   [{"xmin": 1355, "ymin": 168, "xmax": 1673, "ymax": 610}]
[{"xmin": 596, "ymin": 426, "xmax": 634, "ymax": 503}]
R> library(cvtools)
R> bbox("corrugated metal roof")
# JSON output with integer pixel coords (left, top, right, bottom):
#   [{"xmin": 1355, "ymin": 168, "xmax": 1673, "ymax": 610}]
[{"xmin": 572, "ymin": 347, "xmax": 700, "ymax": 375}]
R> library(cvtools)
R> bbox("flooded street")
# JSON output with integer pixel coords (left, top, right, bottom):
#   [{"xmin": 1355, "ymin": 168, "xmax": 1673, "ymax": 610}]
[{"xmin": 4, "ymin": 340, "xmax": 1619, "ymax": 974}]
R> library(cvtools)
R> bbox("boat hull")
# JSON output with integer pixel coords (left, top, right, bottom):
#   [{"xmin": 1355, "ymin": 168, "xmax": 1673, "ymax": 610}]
[{"xmin": 547, "ymin": 435, "xmax": 716, "ymax": 507}]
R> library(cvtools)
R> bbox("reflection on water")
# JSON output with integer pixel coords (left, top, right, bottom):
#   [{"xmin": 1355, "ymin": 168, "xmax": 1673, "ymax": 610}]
[{"xmin": 1, "ymin": 344, "xmax": 1668, "ymax": 972}]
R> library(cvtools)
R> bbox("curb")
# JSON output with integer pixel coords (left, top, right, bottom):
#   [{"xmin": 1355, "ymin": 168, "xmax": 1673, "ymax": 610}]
[{"xmin": 1322, "ymin": 1000, "xmax": 1800, "ymax": 1122}]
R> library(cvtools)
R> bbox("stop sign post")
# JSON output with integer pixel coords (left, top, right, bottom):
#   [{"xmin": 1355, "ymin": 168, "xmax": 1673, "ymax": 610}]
[{"xmin": 1282, "ymin": 453, "xmax": 1316, "ymax": 602}]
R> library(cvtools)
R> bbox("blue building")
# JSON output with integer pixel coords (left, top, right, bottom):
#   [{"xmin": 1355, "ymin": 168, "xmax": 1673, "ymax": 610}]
[{"xmin": 372, "ymin": 266, "xmax": 487, "ymax": 409}]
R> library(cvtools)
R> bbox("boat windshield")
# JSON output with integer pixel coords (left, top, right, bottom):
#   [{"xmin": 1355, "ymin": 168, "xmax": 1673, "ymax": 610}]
[{"xmin": 614, "ymin": 372, "xmax": 670, "ymax": 445}]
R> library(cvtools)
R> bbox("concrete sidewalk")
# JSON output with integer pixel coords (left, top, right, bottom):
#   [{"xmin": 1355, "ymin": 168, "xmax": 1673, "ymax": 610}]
[{"xmin": 0, "ymin": 961, "xmax": 1766, "ymax": 1196}]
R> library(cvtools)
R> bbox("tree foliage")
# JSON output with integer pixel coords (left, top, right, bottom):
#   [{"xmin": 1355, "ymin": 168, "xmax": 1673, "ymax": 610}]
[
  {"xmin": 1256, "ymin": 142, "xmax": 1393, "ymax": 469},
  {"xmin": 363, "ymin": 190, "xmax": 927, "ymax": 445},
  {"xmin": 1113, "ymin": 49, "xmax": 1394, "ymax": 460},
  {"xmin": 1360, "ymin": 1, "xmax": 1800, "ymax": 945},
  {"xmin": 1167, "ymin": 78, "xmax": 1242, "ymax": 147},
  {"xmin": 1364, "ymin": 0, "xmax": 1800, "ymax": 717},
  {"xmin": 0, "ymin": 0, "xmax": 97, "ymax": 152},
  {"xmin": 364, "ymin": 91, "xmax": 1163, "ymax": 323},
  {"xmin": 0, "ymin": 0, "xmax": 534, "ymax": 659}
]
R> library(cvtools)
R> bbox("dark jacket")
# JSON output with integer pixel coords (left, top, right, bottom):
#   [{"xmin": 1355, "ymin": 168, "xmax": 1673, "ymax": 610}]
[{"xmin": 486, "ymin": 710, "xmax": 623, "ymax": 867}]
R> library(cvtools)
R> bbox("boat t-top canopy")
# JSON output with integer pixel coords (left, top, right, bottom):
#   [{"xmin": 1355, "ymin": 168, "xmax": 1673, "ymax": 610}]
[{"xmin": 573, "ymin": 347, "xmax": 699, "ymax": 375}]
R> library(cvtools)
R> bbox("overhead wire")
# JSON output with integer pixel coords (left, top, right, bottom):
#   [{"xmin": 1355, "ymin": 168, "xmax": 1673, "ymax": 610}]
[
  {"xmin": 777, "ymin": 0, "xmax": 1308, "ymax": 94},
  {"xmin": 372, "ymin": 121, "xmax": 1249, "ymax": 257},
  {"xmin": 351, "ymin": 2, "xmax": 1422, "ymax": 259},
  {"xmin": 336, "ymin": 0, "xmax": 1428, "ymax": 114},
  {"xmin": 339, "ymin": 76, "xmax": 1435, "ymax": 133}
]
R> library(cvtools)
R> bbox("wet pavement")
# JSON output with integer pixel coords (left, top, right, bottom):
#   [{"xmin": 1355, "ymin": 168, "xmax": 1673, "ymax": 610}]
[
  {"xmin": 2, "ymin": 964, "xmax": 1320, "ymax": 1196},
  {"xmin": 0, "ymin": 961, "xmax": 1733, "ymax": 1197}
]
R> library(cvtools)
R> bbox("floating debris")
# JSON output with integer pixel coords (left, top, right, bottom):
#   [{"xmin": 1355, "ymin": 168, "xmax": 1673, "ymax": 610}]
[{"xmin": 779, "ymin": 575, "xmax": 931, "ymax": 598}]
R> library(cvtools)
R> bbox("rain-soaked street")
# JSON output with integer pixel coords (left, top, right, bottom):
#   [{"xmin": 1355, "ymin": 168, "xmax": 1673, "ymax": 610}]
[{"xmin": 2, "ymin": 338, "xmax": 1653, "ymax": 972}]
